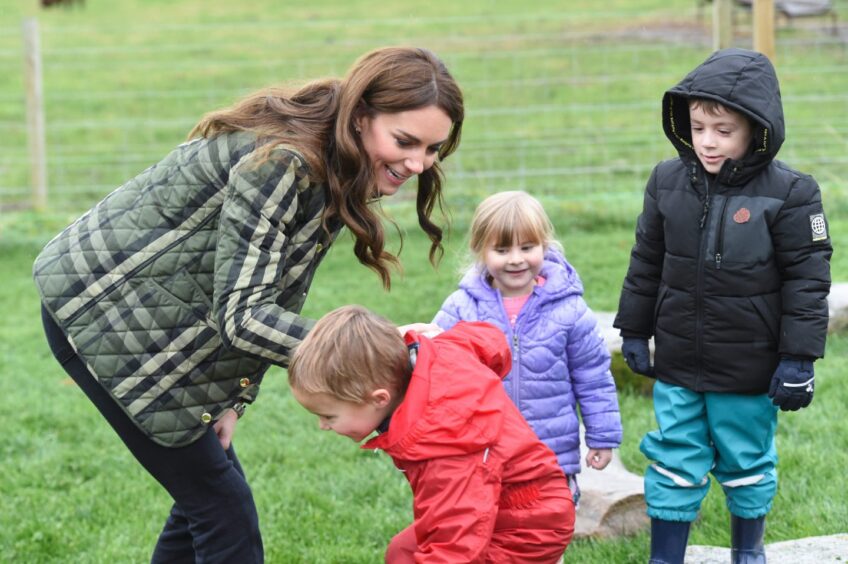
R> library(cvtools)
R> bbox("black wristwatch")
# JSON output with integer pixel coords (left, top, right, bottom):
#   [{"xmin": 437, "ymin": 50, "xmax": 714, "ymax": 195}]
[{"xmin": 232, "ymin": 401, "xmax": 246, "ymax": 419}]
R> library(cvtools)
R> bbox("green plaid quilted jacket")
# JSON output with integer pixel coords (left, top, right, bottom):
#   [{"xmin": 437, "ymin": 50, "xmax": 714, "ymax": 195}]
[{"xmin": 34, "ymin": 131, "xmax": 340, "ymax": 446}]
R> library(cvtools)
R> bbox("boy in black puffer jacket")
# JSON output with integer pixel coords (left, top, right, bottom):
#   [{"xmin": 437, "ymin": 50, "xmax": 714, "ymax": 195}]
[{"xmin": 614, "ymin": 48, "xmax": 832, "ymax": 564}]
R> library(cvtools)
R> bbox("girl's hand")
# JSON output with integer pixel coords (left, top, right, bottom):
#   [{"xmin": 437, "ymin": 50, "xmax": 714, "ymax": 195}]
[
  {"xmin": 213, "ymin": 408, "xmax": 239, "ymax": 450},
  {"xmin": 586, "ymin": 448, "xmax": 613, "ymax": 470},
  {"xmin": 397, "ymin": 322, "xmax": 443, "ymax": 338}
]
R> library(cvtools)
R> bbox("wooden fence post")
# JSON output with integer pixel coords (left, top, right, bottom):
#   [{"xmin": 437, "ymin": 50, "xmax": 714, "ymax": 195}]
[
  {"xmin": 22, "ymin": 17, "xmax": 48, "ymax": 211},
  {"xmin": 713, "ymin": 0, "xmax": 734, "ymax": 50},
  {"xmin": 753, "ymin": 0, "xmax": 776, "ymax": 61}
]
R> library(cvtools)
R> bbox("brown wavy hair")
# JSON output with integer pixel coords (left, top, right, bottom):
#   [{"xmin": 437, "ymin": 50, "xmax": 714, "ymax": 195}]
[{"xmin": 189, "ymin": 46, "xmax": 464, "ymax": 288}]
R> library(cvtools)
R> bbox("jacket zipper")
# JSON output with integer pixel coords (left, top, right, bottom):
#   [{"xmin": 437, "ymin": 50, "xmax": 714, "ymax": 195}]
[
  {"xmin": 695, "ymin": 173, "xmax": 712, "ymax": 388},
  {"xmin": 65, "ymin": 210, "xmax": 221, "ymax": 325},
  {"xmin": 509, "ymin": 288, "xmax": 540, "ymax": 407},
  {"xmin": 512, "ymin": 330, "xmax": 520, "ymax": 403},
  {"xmin": 714, "ymin": 196, "xmax": 729, "ymax": 270},
  {"xmin": 500, "ymin": 290, "xmax": 528, "ymax": 407}
]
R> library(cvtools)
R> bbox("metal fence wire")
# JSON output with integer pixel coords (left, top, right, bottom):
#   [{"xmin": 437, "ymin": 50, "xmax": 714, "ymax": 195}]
[{"xmin": 1, "ymin": 6, "xmax": 846, "ymax": 222}]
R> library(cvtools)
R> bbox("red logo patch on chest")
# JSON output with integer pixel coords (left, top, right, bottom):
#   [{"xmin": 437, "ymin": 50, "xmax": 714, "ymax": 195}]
[{"xmin": 733, "ymin": 207, "xmax": 751, "ymax": 224}]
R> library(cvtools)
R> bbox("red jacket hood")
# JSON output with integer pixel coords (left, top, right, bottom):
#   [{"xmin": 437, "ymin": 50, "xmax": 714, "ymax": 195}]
[{"xmin": 363, "ymin": 322, "xmax": 512, "ymax": 460}]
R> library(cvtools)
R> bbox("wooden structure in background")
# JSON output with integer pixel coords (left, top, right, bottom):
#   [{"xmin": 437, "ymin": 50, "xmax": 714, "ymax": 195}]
[
  {"xmin": 754, "ymin": 0, "xmax": 777, "ymax": 61},
  {"xmin": 22, "ymin": 18, "xmax": 47, "ymax": 211},
  {"xmin": 714, "ymin": 0, "xmax": 735, "ymax": 49}
]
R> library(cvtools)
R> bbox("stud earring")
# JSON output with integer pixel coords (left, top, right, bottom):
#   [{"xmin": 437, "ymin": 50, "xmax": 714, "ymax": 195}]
[{"xmin": 354, "ymin": 126, "xmax": 361, "ymax": 134}]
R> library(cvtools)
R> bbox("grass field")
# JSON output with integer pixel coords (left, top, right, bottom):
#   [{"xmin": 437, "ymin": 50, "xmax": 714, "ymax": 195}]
[{"xmin": 2, "ymin": 0, "xmax": 848, "ymax": 562}]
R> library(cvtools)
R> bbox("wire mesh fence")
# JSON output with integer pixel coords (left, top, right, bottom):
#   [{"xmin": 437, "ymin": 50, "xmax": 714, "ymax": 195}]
[{"xmin": 1, "ymin": 4, "xmax": 846, "ymax": 225}]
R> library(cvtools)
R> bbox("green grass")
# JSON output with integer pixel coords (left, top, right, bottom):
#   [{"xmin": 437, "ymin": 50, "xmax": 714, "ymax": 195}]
[
  {"xmin": 2, "ymin": 0, "xmax": 848, "ymax": 561},
  {"xmin": 3, "ymin": 205, "xmax": 848, "ymax": 562}
]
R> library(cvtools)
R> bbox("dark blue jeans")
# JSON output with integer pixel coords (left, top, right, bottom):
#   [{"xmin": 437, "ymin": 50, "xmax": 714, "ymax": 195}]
[{"xmin": 42, "ymin": 306, "xmax": 264, "ymax": 563}]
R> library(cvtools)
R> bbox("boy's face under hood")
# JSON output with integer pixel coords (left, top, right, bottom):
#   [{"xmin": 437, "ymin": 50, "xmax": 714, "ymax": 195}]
[
  {"xmin": 689, "ymin": 102, "xmax": 754, "ymax": 175},
  {"xmin": 663, "ymin": 48, "xmax": 785, "ymax": 181}
]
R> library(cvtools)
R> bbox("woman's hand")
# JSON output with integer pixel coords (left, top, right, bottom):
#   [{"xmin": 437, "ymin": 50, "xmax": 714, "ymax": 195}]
[
  {"xmin": 586, "ymin": 448, "xmax": 613, "ymax": 470},
  {"xmin": 397, "ymin": 322, "xmax": 444, "ymax": 338},
  {"xmin": 213, "ymin": 408, "xmax": 239, "ymax": 450}
]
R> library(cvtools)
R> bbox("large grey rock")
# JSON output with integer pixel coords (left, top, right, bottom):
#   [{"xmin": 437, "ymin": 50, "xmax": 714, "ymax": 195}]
[
  {"xmin": 574, "ymin": 425, "xmax": 648, "ymax": 538},
  {"xmin": 827, "ymin": 282, "xmax": 848, "ymax": 332},
  {"xmin": 596, "ymin": 282, "xmax": 848, "ymax": 355},
  {"xmin": 580, "ymin": 285, "xmax": 848, "ymax": 539}
]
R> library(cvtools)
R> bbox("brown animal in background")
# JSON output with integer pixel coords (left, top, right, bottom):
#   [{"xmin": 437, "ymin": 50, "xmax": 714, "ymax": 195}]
[{"xmin": 41, "ymin": 0, "xmax": 85, "ymax": 7}]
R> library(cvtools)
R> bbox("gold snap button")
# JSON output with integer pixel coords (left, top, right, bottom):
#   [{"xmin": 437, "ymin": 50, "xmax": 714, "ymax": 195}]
[
  {"xmin": 316, "ymin": 243, "xmax": 324, "ymax": 253},
  {"xmin": 201, "ymin": 412, "xmax": 212, "ymax": 424},
  {"xmin": 239, "ymin": 378, "xmax": 250, "ymax": 388}
]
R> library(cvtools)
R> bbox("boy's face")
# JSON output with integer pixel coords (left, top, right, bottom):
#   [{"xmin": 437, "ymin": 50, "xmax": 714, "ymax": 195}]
[
  {"xmin": 291, "ymin": 387, "xmax": 394, "ymax": 443},
  {"xmin": 689, "ymin": 103, "xmax": 753, "ymax": 175}
]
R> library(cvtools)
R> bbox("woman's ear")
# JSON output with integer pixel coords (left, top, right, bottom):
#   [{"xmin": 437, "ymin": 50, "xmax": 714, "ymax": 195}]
[{"xmin": 353, "ymin": 101, "xmax": 372, "ymax": 134}]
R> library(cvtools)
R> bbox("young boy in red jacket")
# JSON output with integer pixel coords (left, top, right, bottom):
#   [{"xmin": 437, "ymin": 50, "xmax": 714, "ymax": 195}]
[{"xmin": 288, "ymin": 305, "xmax": 574, "ymax": 562}]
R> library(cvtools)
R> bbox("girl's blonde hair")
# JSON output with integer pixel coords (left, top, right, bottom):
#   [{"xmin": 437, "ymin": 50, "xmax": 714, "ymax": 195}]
[
  {"xmin": 468, "ymin": 191, "xmax": 561, "ymax": 262},
  {"xmin": 190, "ymin": 47, "xmax": 464, "ymax": 290},
  {"xmin": 288, "ymin": 305, "xmax": 411, "ymax": 403}
]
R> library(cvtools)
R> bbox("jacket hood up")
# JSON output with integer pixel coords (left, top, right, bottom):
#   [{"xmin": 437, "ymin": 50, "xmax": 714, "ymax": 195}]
[{"xmin": 663, "ymin": 48, "xmax": 785, "ymax": 185}]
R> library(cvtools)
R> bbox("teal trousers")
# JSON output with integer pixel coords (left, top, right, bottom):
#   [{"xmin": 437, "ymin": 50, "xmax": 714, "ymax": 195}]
[{"xmin": 641, "ymin": 381, "xmax": 778, "ymax": 521}]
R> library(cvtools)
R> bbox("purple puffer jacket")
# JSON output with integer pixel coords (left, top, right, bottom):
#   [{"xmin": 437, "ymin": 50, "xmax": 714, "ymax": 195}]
[{"xmin": 433, "ymin": 249, "xmax": 622, "ymax": 475}]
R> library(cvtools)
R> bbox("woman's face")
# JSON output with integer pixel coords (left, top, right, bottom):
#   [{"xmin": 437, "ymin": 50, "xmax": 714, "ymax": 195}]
[{"xmin": 355, "ymin": 105, "xmax": 453, "ymax": 197}]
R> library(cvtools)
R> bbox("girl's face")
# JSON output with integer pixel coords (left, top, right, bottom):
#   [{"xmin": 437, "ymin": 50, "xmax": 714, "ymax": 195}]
[
  {"xmin": 484, "ymin": 238, "xmax": 545, "ymax": 298},
  {"xmin": 356, "ymin": 105, "xmax": 453, "ymax": 197}
]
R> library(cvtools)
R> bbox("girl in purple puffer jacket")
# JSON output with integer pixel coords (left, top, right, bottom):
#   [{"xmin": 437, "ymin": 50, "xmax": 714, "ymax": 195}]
[{"xmin": 433, "ymin": 191, "xmax": 622, "ymax": 502}]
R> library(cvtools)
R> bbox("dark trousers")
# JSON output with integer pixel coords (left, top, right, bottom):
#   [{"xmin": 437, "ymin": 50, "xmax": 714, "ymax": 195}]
[{"xmin": 42, "ymin": 306, "xmax": 264, "ymax": 563}]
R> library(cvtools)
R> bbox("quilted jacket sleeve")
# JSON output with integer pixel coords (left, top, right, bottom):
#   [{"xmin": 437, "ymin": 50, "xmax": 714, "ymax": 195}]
[
  {"xmin": 772, "ymin": 174, "xmax": 832, "ymax": 359},
  {"xmin": 614, "ymin": 166, "xmax": 665, "ymax": 338},
  {"xmin": 405, "ymin": 454, "xmax": 499, "ymax": 563},
  {"xmin": 566, "ymin": 301, "xmax": 622, "ymax": 449},
  {"xmin": 212, "ymin": 147, "xmax": 315, "ymax": 365},
  {"xmin": 432, "ymin": 290, "xmax": 465, "ymax": 330}
]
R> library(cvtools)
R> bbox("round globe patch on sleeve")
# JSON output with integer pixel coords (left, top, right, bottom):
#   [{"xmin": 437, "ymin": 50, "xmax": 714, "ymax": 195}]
[{"xmin": 810, "ymin": 213, "xmax": 828, "ymax": 242}]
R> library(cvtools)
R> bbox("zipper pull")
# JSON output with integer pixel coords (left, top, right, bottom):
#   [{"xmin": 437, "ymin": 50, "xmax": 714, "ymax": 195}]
[
  {"xmin": 715, "ymin": 253, "xmax": 722, "ymax": 269},
  {"xmin": 699, "ymin": 173, "xmax": 711, "ymax": 229},
  {"xmin": 699, "ymin": 199, "xmax": 711, "ymax": 229},
  {"xmin": 513, "ymin": 333, "xmax": 519, "ymax": 351}
]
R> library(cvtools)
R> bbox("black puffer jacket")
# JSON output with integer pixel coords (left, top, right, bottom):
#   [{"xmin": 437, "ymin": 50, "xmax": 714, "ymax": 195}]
[{"xmin": 614, "ymin": 48, "xmax": 832, "ymax": 394}]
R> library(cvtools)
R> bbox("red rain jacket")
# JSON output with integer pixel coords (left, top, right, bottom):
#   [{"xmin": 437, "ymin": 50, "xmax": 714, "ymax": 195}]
[{"xmin": 364, "ymin": 322, "xmax": 574, "ymax": 562}]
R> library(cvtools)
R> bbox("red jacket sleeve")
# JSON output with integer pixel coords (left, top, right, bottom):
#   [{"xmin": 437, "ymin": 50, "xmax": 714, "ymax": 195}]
[
  {"xmin": 438, "ymin": 321, "xmax": 512, "ymax": 379},
  {"xmin": 405, "ymin": 452, "xmax": 500, "ymax": 563}
]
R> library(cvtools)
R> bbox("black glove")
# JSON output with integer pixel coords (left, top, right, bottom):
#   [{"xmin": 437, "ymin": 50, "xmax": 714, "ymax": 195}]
[
  {"xmin": 621, "ymin": 338, "xmax": 654, "ymax": 377},
  {"xmin": 768, "ymin": 358, "xmax": 815, "ymax": 411}
]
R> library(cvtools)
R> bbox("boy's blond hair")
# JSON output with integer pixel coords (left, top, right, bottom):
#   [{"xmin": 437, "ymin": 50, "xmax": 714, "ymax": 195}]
[
  {"xmin": 288, "ymin": 305, "xmax": 411, "ymax": 402},
  {"xmin": 468, "ymin": 191, "xmax": 562, "ymax": 262}
]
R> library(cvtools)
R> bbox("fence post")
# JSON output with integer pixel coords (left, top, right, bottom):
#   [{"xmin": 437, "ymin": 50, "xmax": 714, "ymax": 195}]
[
  {"xmin": 22, "ymin": 17, "xmax": 48, "ymax": 211},
  {"xmin": 753, "ymin": 0, "xmax": 776, "ymax": 62},
  {"xmin": 713, "ymin": 0, "xmax": 733, "ymax": 50}
]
